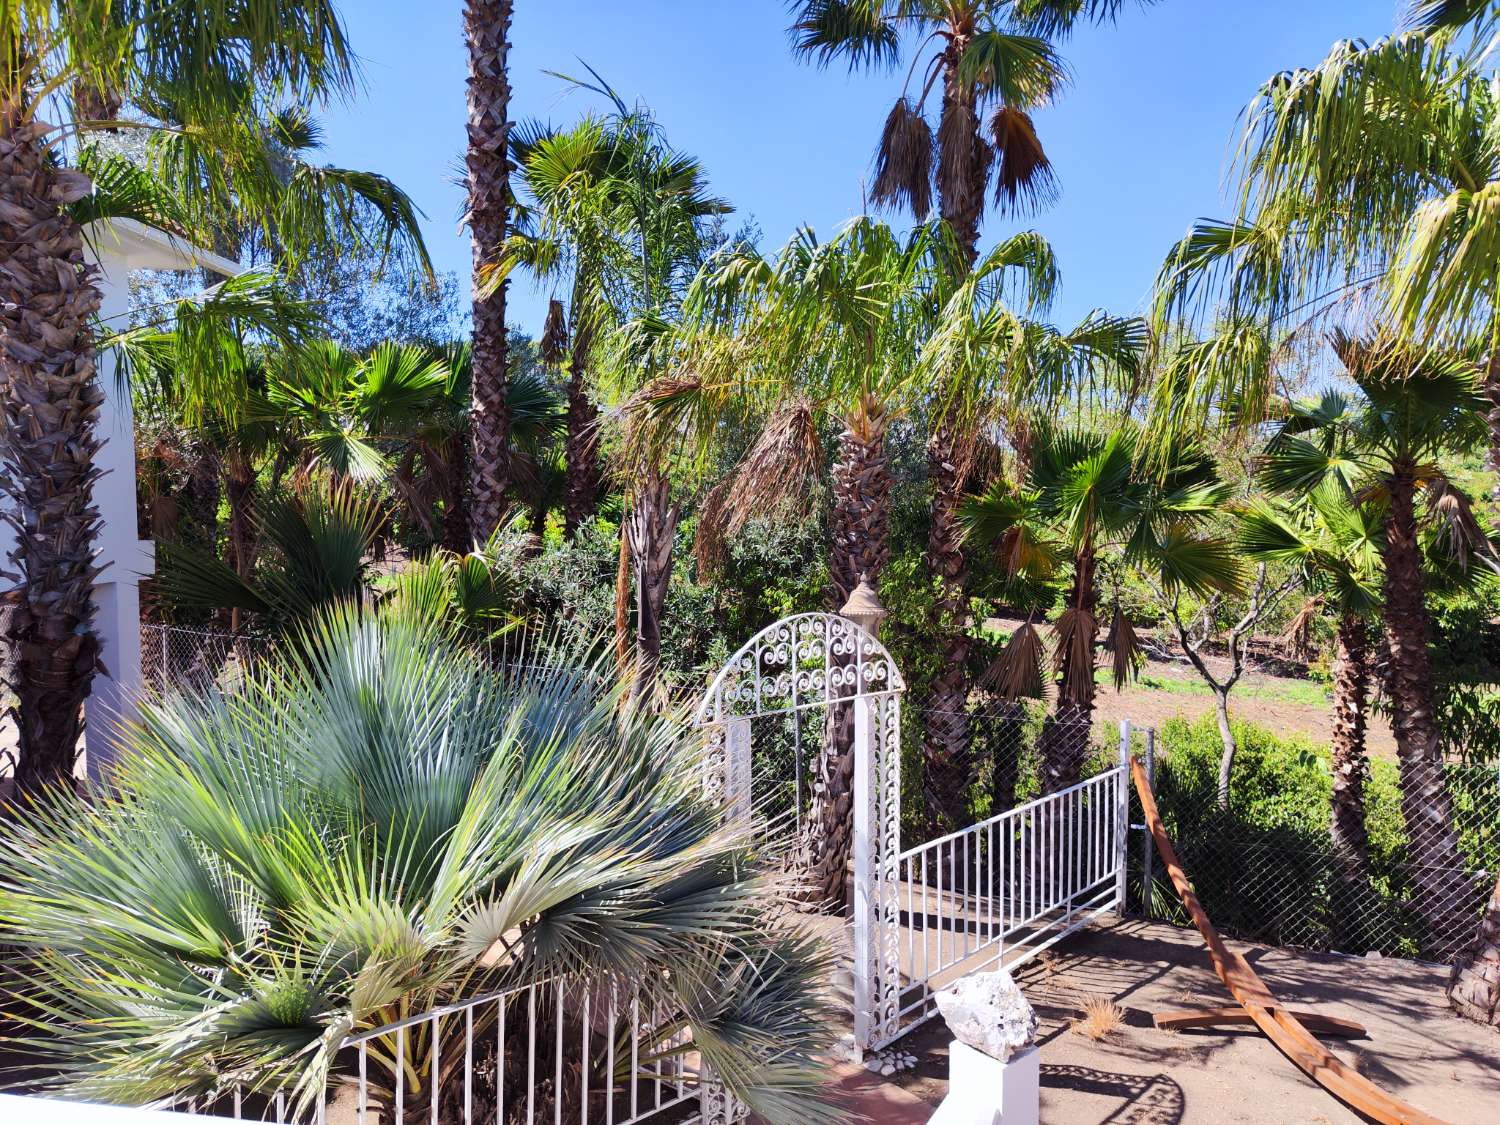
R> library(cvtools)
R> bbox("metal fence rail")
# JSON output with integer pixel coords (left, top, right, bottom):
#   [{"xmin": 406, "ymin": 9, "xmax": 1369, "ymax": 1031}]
[
  {"xmin": 158, "ymin": 976, "xmax": 731, "ymax": 1125},
  {"xmin": 885, "ymin": 728, "xmax": 1129, "ymax": 1043}
]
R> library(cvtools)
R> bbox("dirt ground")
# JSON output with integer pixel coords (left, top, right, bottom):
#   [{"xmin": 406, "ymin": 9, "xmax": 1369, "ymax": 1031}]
[{"xmin": 886, "ymin": 918, "xmax": 1498, "ymax": 1124}]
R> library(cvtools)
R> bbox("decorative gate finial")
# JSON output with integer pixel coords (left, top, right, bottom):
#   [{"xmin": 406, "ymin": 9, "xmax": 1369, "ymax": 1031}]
[{"xmin": 839, "ymin": 573, "xmax": 887, "ymax": 639}]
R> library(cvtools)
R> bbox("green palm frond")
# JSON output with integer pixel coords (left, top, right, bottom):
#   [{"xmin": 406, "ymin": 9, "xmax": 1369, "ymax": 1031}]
[
  {"xmin": 957, "ymin": 29, "xmax": 1069, "ymax": 109},
  {"xmin": 788, "ymin": 0, "xmax": 901, "ymax": 71}
]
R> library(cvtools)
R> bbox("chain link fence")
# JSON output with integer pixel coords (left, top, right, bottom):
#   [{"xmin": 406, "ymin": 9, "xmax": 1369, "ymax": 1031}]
[
  {"xmin": 1125, "ymin": 733, "xmax": 1498, "ymax": 965},
  {"xmin": 140, "ymin": 622, "xmax": 268, "ymax": 697}
]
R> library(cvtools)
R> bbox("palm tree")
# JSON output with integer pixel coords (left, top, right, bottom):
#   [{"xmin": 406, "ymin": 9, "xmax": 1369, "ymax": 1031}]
[
  {"xmin": 789, "ymin": 0, "xmax": 1156, "ymax": 836},
  {"xmin": 916, "ymin": 242, "xmax": 1144, "ymax": 829},
  {"xmin": 464, "ymin": 0, "xmax": 515, "ymax": 541},
  {"xmin": 1262, "ymin": 336, "xmax": 1492, "ymax": 960},
  {"xmin": 1240, "ymin": 482, "xmax": 1385, "ymax": 935},
  {"xmin": 551, "ymin": 81, "xmax": 728, "ymax": 697},
  {"xmin": 0, "ymin": 605, "xmax": 838, "ymax": 1123},
  {"xmin": 962, "ymin": 423, "xmax": 1242, "ymax": 794},
  {"xmin": 1152, "ymin": 28, "xmax": 1500, "ymax": 482},
  {"xmin": 0, "ymin": 4, "xmax": 429, "ymax": 794},
  {"xmin": 668, "ymin": 217, "xmax": 945, "ymax": 901},
  {"xmin": 508, "ymin": 118, "xmax": 626, "ymax": 536}
]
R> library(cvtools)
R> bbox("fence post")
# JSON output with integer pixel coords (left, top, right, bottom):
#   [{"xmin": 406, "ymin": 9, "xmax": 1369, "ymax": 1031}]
[
  {"xmin": 851, "ymin": 694, "xmax": 874, "ymax": 1052},
  {"xmin": 1142, "ymin": 728, "xmax": 1156, "ymax": 920},
  {"xmin": 1116, "ymin": 720, "xmax": 1131, "ymax": 913}
]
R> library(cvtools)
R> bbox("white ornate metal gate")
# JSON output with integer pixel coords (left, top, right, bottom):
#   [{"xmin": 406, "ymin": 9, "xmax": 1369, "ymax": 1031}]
[{"xmin": 694, "ymin": 612, "xmax": 907, "ymax": 1049}]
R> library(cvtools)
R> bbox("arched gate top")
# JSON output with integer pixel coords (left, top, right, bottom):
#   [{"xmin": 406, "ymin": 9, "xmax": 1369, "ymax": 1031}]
[{"xmin": 693, "ymin": 612, "xmax": 905, "ymax": 726}]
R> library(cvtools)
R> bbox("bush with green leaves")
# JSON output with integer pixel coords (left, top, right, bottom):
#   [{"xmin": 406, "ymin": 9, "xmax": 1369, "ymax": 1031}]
[
  {"xmin": 1146, "ymin": 714, "xmax": 1485, "ymax": 958},
  {"xmin": 0, "ymin": 607, "xmax": 836, "ymax": 1122}
]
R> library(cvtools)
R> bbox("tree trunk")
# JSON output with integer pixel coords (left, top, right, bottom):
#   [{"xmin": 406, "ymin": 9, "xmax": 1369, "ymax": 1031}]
[
  {"xmin": 1450, "ymin": 876, "xmax": 1500, "ymax": 1027},
  {"xmin": 921, "ymin": 419, "xmax": 973, "ymax": 838},
  {"xmin": 464, "ymin": 0, "xmax": 513, "ymax": 541},
  {"xmin": 613, "ymin": 518, "xmax": 631, "ymax": 671},
  {"xmin": 935, "ymin": 34, "xmax": 988, "ymax": 266},
  {"xmin": 1382, "ymin": 466, "xmax": 1476, "ymax": 959},
  {"xmin": 223, "ymin": 452, "xmax": 258, "ymax": 580},
  {"xmin": 1040, "ymin": 551, "xmax": 1098, "ymax": 794},
  {"xmin": 0, "ymin": 110, "xmax": 104, "ymax": 795},
  {"xmin": 919, "ymin": 35, "xmax": 988, "ymax": 841},
  {"xmin": 827, "ymin": 397, "xmax": 892, "ymax": 604},
  {"xmin": 626, "ymin": 467, "xmax": 678, "ymax": 702},
  {"xmin": 804, "ymin": 403, "xmax": 893, "ymax": 907},
  {"xmin": 1485, "ymin": 348, "xmax": 1500, "ymax": 502},
  {"xmin": 441, "ymin": 435, "xmax": 469, "ymax": 554},
  {"xmin": 562, "ymin": 321, "xmax": 600, "ymax": 537},
  {"xmin": 1329, "ymin": 613, "xmax": 1372, "ymax": 874},
  {"xmin": 1212, "ymin": 690, "xmax": 1236, "ymax": 810}
]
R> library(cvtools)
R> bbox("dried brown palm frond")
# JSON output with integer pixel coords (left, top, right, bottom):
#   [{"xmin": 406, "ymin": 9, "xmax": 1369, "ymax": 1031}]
[
  {"xmin": 1280, "ymin": 594, "xmax": 1324, "ymax": 661},
  {"xmin": 978, "ymin": 618, "xmax": 1046, "ymax": 700},
  {"xmin": 1051, "ymin": 606, "xmax": 1098, "ymax": 705},
  {"xmin": 936, "ymin": 96, "xmax": 990, "ymax": 222},
  {"xmin": 693, "ymin": 477, "xmax": 733, "ymax": 580},
  {"xmin": 539, "ymin": 298, "xmax": 567, "ymax": 369},
  {"xmin": 872, "ymin": 98, "xmax": 934, "ymax": 219},
  {"xmin": 967, "ymin": 435, "xmax": 1011, "ymax": 492},
  {"xmin": 723, "ymin": 400, "xmax": 824, "ymax": 536},
  {"xmin": 1424, "ymin": 475, "xmax": 1492, "ymax": 571},
  {"xmin": 1106, "ymin": 604, "xmax": 1142, "ymax": 691},
  {"xmin": 990, "ymin": 105, "xmax": 1059, "ymax": 215}
]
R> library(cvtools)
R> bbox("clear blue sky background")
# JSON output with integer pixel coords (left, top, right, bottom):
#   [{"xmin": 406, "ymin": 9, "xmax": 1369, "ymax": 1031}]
[{"xmin": 318, "ymin": 1, "xmax": 1403, "ymax": 336}]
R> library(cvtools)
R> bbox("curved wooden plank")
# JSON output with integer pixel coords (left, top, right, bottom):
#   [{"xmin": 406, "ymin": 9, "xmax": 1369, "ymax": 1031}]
[
  {"xmin": 1154, "ymin": 1006, "xmax": 1367, "ymax": 1038},
  {"xmin": 1131, "ymin": 758, "xmax": 1449, "ymax": 1125}
]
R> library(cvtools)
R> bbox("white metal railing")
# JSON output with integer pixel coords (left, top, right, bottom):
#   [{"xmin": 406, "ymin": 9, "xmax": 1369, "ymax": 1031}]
[
  {"xmin": 879, "ymin": 732, "xmax": 1130, "ymax": 1043},
  {"xmin": 158, "ymin": 976, "xmax": 730, "ymax": 1125}
]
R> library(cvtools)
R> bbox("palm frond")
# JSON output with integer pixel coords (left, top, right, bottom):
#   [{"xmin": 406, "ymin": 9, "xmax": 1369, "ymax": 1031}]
[{"xmin": 871, "ymin": 97, "xmax": 934, "ymax": 219}]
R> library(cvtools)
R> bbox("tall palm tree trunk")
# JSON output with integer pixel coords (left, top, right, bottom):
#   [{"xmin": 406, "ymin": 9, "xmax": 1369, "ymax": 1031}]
[
  {"xmin": 1382, "ymin": 467, "xmax": 1475, "ymax": 958},
  {"xmin": 805, "ymin": 401, "xmax": 892, "ymax": 907},
  {"xmin": 0, "ymin": 111, "xmax": 104, "ymax": 795},
  {"xmin": 464, "ymin": 0, "xmax": 514, "ymax": 541},
  {"xmin": 1329, "ymin": 612, "xmax": 1373, "ymax": 948},
  {"xmin": 441, "ymin": 435, "xmax": 469, "ymax": 554},
  {"xmin": 827, "ymin": 397, "xmax": 892, "ymax": 603},
  {"xmin": 1450, "ymin": 879, "xmax": 1500, "ymax": 1027},
  {"xmin": 922, "ymin": 421, "xmax": 974, "ymax": 836},
  {"xmin": 224, "ymin": 451, "xmax": 258, "ymax": 581},
  {"xmin": 1329, "ymin": 613, "xmax": 1372, "ymax": 873},
  {"xmin": 919, "ymin": 27, "xmax": 990, "ymax": 840},
  {"xmin": 1040, "ymin": 551, "xmax": 1098, "ymax": 794},
  {"xmin": 626, "ymin": 466, "xmax": 679, "ymax": 702},
  {"xmin": 563, "ymin": 325, "xmax": 600, "ymax": 536},
  {"xmin": 1486, "ymin": 348, "xmax": 1500, "ymax": 502}
]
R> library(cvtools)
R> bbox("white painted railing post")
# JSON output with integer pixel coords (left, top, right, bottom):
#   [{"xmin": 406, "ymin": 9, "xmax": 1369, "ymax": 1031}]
[
  {"xmin": 851, "ymin": 694, "xmax": 874, "ymax": 1050},
  {"xmin": 1116, "ymin": 720, "xmax": 1131, "ymax": 912}
]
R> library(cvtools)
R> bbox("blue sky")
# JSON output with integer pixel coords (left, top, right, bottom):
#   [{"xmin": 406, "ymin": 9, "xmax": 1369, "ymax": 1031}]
[{"xmin": 319, "ymin": 1, "xmax": 1404, "ymax": 336}]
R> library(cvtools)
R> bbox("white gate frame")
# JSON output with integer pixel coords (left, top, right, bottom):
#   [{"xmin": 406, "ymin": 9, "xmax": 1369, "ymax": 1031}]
[{"xmin": 694, "ymin": 612, "xmax": 906, "ymax": 1050}]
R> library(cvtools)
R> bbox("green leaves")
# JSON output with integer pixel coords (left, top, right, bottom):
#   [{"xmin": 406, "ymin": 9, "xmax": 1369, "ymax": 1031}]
[
  {"xmin": 0, "ymin": 612, "xmax": 836, "ymax": 1115},
  {"xmin": 788, "ymin": 0, "xmax": 901, "ymax": 71}
]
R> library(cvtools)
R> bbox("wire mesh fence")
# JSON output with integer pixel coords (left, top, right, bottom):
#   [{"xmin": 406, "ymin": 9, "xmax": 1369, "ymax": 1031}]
[
  {"xmin": 140, "ymin": 622, "xmax": 268, "ymax": 697},
  {"xmin": 1125, "ymin": 736, "xmax": 1499, "ymax": 965},
  {"xmin": 921, "ymin": 694, "xmax": 1498, "ymax": 966}
]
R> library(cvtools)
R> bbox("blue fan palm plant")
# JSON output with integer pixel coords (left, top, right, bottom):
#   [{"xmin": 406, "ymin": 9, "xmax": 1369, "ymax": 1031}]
[{"xmin": 0, "ymin": 605, "xmax": 837, "ymax": 1123}]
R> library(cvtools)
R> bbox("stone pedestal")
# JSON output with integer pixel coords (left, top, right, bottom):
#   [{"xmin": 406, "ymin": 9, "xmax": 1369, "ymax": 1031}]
[{"xmin": 930, "ymin": 1041, "xmax": 1040, "ymax": 1125}]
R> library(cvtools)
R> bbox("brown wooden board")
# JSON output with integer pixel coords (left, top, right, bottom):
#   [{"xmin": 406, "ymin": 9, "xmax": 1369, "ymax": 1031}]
[
  {"xmin": 1131, "ymin": 758, "xmax": 1449, "ymax": 1125},
  {"xmin": 1154, "ymin": 1005, "xmax": 1367, "ymax": 1038}
]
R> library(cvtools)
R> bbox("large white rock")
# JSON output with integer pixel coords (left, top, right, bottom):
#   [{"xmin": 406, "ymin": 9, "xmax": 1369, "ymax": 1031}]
[{"xmin": 935, "ymin": 968, "xmax": 1038, "ymax": 1062}]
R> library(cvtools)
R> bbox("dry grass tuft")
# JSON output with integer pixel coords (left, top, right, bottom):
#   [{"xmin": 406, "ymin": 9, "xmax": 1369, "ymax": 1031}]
[{"xmin": 1071, "ymin": 995, "xmax": 1125, "ymax": 1041}]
